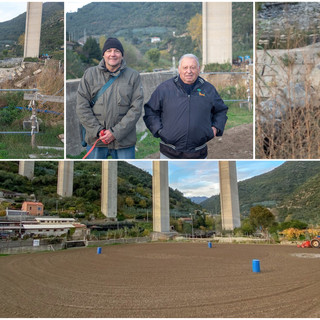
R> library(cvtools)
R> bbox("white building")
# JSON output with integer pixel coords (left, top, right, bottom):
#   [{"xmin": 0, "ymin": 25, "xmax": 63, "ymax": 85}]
[
  {"xmin": 22, "ymin": 224, "xmax": 74, "ymax": 237},
  {"xmin": 151, "ymin": 37, "xmax": 161, "ymax": 43}
]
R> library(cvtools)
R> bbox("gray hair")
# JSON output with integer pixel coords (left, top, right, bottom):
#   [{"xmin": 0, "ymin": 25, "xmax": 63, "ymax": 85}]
[{"xmin": 178, "ymin": 54, "xmax": 200, "ymax": 68}]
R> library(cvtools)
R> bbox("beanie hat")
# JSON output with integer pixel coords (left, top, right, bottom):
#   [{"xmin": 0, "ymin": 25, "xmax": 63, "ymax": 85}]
[{"xmin": 102, "ymin": 38, "xmax": 124, "ymax": 56}]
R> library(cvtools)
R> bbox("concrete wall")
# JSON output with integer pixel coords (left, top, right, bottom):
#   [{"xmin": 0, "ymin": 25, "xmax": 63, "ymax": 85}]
[{"xmin": 66, "ymin": 71, "xmax": 176, "ymax": 156}]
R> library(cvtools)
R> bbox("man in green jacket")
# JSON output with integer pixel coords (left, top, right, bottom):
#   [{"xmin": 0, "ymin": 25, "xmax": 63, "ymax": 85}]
[{"xmin": 76, "ymin": 38, "xmax": 143, "ymax": 159}]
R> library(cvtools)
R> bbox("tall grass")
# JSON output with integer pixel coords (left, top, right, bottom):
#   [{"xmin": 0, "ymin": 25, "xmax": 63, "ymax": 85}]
[
  {"xmin": 0, "ymin": 60, "xmax": 64, "ymax": 159},
  {"xmin": 255, "ymin": 17, "xmax": 320, "ymax": 159}
]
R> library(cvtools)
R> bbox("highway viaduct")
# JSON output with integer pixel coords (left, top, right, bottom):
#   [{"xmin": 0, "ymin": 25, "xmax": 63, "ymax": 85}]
[{"xmin": 18, "ymin": 161, "xmax": 241, "ymax": 233}]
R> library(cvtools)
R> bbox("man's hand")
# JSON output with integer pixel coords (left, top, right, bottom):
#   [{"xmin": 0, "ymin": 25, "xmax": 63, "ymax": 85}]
[
  {"xmin": 99, "ymin": 129, "xmax": 115, "ymax": 144},
  {"xmin": 212, "ymin": 126, "xmax": 218, "ymax": 137}
]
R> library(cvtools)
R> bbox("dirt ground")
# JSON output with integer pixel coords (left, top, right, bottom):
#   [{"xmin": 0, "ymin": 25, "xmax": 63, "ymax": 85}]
[
  {"xmin": 145, "ymin": 123, "xmax": 253, "ymax": 159},
  {"xmin": 0, "ymin": 242, "xmax": 319, "ymax": 318}
]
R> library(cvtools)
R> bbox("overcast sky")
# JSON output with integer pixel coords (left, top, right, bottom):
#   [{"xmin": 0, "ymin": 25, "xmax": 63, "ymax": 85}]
[
  {"xmin": 0, "ymin": 2, "xmax": 27, "ymax": 23},
  {"xmin": 66, "ymin": 1, "xmax": 91, "ymax": 13},
  {"xmin": 127, "ymin": 160, "xmax": 286, "ymax": 198}
]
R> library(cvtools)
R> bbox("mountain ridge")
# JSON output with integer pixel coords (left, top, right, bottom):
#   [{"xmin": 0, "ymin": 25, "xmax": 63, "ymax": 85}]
[{"xmin": 201, "ymin": 161, "xmax": 320, "ymax": 224}]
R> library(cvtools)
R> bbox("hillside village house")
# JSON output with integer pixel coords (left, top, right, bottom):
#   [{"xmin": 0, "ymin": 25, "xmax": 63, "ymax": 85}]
[
  {"xmin": 21, "ymin": 201, "xmax": 43, "ymax": 216},
  {"xmin": 151, "ymin": 37, "xmax": 161, "ymax": 43}
]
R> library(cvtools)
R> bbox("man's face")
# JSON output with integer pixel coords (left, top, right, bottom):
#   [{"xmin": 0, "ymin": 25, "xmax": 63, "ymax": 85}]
[
  {"xmin": 178, "ymin": 57, "xmax": 200, "ymax": 84},
  {"xmin": 103, "ymin": 48, "xmax": 122, "ymax": 70}
]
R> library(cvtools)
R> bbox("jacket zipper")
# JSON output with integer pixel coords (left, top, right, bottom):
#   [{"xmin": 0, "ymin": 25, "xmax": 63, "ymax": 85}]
[{"xmin": 185, "ymin": 94, "xmax": 191, "ymax": 150}]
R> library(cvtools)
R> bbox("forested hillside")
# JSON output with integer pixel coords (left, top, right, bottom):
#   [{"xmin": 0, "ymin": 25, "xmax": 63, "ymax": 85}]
[
  {"xmin": 0, "ymin": 161, "xmax": 201, "ymax": 220},
  {"xmin": 0, "ymin": 2, "xmax": 64, "ymax": 58},
  {"xmin": 66, "ymin": 2, "xmax": 202, "ymax": 40},
  {"xmin": 66, "ymin": 2, "xmax": 253, "ymax": 78},
  {"xmin": 201, "ymin": 161, "xmax": 320, "ymax": 225}
]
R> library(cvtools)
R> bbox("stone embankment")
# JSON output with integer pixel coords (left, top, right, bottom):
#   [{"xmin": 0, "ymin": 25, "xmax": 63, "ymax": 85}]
[
  {"xmin": 256, "ymin": 3, "xmax": 320, "ymax": 115},
  {"xmin": 257, "ymin": 2, "xmax": 320, "ymax": 48}
]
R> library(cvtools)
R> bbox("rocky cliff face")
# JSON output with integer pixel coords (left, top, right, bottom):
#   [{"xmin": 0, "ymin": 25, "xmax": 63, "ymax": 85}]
[{"xmin": 257, "ymin": 2, "xmax": 320, "ymax": 49}]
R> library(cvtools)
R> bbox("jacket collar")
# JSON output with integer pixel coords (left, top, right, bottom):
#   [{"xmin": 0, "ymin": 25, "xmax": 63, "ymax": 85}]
[{"xmin": 174, "ymin": 75, "xmax": 205, "ymax": 92}]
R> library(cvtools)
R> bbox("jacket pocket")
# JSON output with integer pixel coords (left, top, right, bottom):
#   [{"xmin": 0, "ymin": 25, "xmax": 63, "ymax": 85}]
[
  {"xmin": 206, "ymin": 126, "xmax": 215, "ymax": 141},
  {"xmin": 158, "ymin": 130, "xmax": 175, "ymax": 145},
  {"xmin": 117, "ymin": 85, "xmax": 132, "ymax": 106},
  {"xmin": 118, "ymin": 105, "xmax": 130, "ymax": 117}
]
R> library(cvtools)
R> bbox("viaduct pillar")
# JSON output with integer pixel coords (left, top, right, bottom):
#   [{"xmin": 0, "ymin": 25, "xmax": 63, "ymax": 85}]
[
  {"xmin": 202, "ymin": 2, "xmax": 232, "ymax": 65},
  {"xmin": 101, "ymin": 161, "xmax": 117, "ymax": 219},
  {"xmin": 152, "ymin": 161, "xmax": 170, "ymax": 233},
  {"xmin": 219, "ymin": 161, "xmax": 241, "ymax": 230},
  {"xmin": 18, "ymin": 161, "xmax": 35, "ymax": 180},
  {"xmin": 57, "ymin": 161, "xmax": 74, "ymax": 197},
  {"xmin": 24, "ymin": 2, "xmax": 43, "ymax": 58}
]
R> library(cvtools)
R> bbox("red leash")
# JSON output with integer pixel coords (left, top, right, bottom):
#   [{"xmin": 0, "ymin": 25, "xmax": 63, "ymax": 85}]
[{"xmin": 82, "ymin": 129, "xmax": 107, "ymax": 159}]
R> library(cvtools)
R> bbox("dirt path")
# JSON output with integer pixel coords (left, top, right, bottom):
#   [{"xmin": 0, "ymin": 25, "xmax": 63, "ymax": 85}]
[
  {"xmin": 144, "ymin": 123, "xmax": 253, "ymax": 159},
  {"xmin": 0, "ymin": 242, "xmax": 319, "ymax": 318}
]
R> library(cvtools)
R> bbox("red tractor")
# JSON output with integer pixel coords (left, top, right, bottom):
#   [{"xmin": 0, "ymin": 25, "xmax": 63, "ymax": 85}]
[
  {"xmin": 310, "ymin": 236, "xmax": 320, "ymax": 248},
  {"xmin": 297, "ymin": 235, "xmax": 320, "ymax": 248}
]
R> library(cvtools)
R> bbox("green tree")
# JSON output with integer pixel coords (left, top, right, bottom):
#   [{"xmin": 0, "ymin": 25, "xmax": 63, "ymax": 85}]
[
  {"xmin": 147, "ymin": 48, "xmax": 160, "ymax": 64},
  {"xmin": 82, "ymin": 37, "xmax": 101, "ymax": 63},
  {"xmin": 125, "ymin": 196, "xmax": 134, "ymax": 207},
  {"xmin": 241, "ymin": 218, "xmax": 255, "ymax": 235},
  {"xmin": 66, "ymin": 49, "xmax": 86, "ymax": 79},
  {"xmin": 139, "ymin": 199, "xmax": 147, "ymax": 208},
  {"xmin": 249, "ymin": 206, "xmax": 275, "ymax": 234},
  {"xmin": 205, "ymin": 215, "xmax": 215, "ymax": 230},
  {"xmin": 187, "ymin": 13, "xmax": 202, "ymax": 55},
  {"xmin": 99, "ymin": 35, "xmax": 107, "ymax": 50}
]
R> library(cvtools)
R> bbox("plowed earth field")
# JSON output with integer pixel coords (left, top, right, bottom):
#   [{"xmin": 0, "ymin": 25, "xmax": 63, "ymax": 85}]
[{"xmin": 0, "ymin": 242, "xmax": 319, "ymax": 318}]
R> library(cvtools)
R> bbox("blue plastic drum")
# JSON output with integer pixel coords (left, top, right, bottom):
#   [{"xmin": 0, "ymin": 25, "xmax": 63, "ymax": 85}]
[{"xmin": 252, "ymin": 259, "xmax": 260, "ymax": 272}]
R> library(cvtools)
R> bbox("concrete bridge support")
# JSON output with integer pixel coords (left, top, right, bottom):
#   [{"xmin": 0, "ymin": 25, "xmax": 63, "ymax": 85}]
[
  {"xmin": 101, "ymin": 161, "xmax": 118, "ymax": 219},
  {"xmin": 152, "ymin": 161, "xmax": 170, "ymax": 233},
  {"xmin": 202, "ymin": 2, "xmax": 232, "ymax": 65},
  {"xmin": 18, "ymin": 161, "xmax": 35, "ymax": 180},
  {"xmin": 219, "ymin": 161, "xmax": 241, "ymax": 230},
  {"xmin": 24, "ymin": 2, "xmax": 43, "ymax": 58},
  {"xmin": 17, "ymin": 160, "xmax": 241, "ymax": 232},
  {"xmin": 57, "ymin": 161, "xmax": 74, "ymax": 197}
]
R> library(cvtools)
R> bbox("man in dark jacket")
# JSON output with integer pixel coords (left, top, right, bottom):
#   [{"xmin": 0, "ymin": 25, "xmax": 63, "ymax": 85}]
[
  {"xmin": 77, "ymin": 38, "xmax": 143, "ymax": 159},
  {"xmin": 143, "ymin": 53, "xmax": 228, "ymax": 159}
]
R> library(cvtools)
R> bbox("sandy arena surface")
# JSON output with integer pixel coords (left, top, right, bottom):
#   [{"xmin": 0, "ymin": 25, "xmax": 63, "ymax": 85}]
[{"xmin": 0, "ymin": 242, "xmax": 319, "ymax": 318}]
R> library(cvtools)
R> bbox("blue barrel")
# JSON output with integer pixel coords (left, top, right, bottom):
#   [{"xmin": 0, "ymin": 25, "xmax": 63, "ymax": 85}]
[
  {"xmin": 97, "ymin": 247, "xmax": 102, "ymax": 254},
  {"xmin": 208, "ymin": 242, "xmax": 212, "ymax": 248},
  {"xmin": 252, "ymin": 259, "xmax": 260, "ymax": 272}
]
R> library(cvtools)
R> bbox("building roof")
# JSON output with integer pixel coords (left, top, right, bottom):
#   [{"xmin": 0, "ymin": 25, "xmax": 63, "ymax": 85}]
[
  {"xmin": 73, "ymin": 223, "xmax": 86, "ymax": 228},
  {"xmin": 35, "ymin": 217, "xmax": 75, "ymax": 222},
  {"xmin": 23, "ymin": 201, "xmax": 43, "ymax": 206},
  {"xmin": 22, "ymin": 224, "xmax": 74, "ymax": 230}
]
